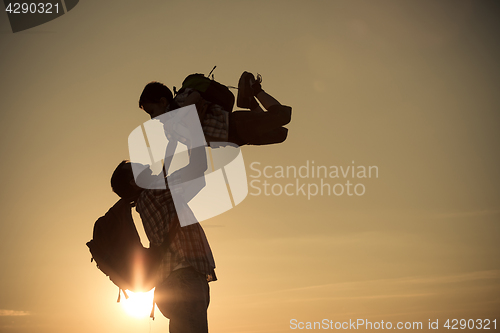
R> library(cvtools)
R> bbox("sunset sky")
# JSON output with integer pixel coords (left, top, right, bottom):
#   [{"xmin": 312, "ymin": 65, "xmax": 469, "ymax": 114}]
[{"xmin": 0, "ymin": 1, "xmax": 499, "ymax": 332}]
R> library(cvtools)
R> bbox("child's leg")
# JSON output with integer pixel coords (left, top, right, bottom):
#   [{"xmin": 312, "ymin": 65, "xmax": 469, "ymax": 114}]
[
  {"xmin": 231, "ymin": 71, "xmax": 292, "ymax": 146},
  {"xmin": 228, "ymin": 109, "xmax": 291, "ymax": 146},
  {"xmin": 249, "ymin": 97, "xmax": 265, "ymax": 113},
  {"xmin": 249, "ymin": 74, "xmax": 282, "ymax": 111},
  {"xmin": 237, "ymin": 72, "xmax": 284, "ymax": 111},
  {"xmin": 255, "ymin": 91, "xmax": 280, "ymax": 111},
  {"xmin": 250, "ymin": 127, "xmax": 288, "ymax": 145}
]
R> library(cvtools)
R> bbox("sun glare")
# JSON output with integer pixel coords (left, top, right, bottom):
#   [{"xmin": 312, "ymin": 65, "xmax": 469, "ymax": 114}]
[{"xmin": 120, "ymin": 289, "xmax": 155, "ymax": 318}]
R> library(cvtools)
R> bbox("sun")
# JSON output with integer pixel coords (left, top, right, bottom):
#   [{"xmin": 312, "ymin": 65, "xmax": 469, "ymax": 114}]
[{"xmin": 120, "ymin": 289, "xmax": 155, "ymax": 318}]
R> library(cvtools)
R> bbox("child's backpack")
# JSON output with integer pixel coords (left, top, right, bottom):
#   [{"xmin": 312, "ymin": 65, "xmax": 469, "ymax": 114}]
[
  {"xmin": 86, "ymin": 200, "xmax": 160, "ymax": 299},
  {"xmin": 179, "ymin": 72, "xmax": 235, "ymax": 112}
]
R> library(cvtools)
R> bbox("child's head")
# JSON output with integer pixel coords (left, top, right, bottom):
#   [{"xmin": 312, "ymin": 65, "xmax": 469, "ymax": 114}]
[{"xmin": 139, "ymin": 81, "xmax": 174, "ymax": 118}]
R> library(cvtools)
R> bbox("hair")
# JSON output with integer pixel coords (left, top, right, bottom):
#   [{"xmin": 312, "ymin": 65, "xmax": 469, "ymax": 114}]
[
  {"xmin": 111, "ymin": 160, "xmax": 139, "ymax": 200},
  {"xmin": 139, "ymin": 81, "xmax": 174, "ymax": 109}
]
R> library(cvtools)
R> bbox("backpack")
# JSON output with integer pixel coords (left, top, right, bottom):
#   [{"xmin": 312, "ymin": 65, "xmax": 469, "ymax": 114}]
[
  {"xmin": 86, "ymin": 199, "xmax": 160, "ymax": 298},
  {"xmin": 87, "ymin": 199, "xmax": 180, "ymax": 319},
  {"xmin": 180, "ymin": 73, "xmax": 235, "ymax": 112}
]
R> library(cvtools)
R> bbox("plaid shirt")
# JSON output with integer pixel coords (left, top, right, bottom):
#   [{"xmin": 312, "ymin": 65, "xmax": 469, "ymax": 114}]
[
  {"xmin": 136, "ymin": 186, "xmax": 217, "ymax": 283},
  {"xmin": 174, "ymin": 88, "xmax": 229, "ymax": 141}
]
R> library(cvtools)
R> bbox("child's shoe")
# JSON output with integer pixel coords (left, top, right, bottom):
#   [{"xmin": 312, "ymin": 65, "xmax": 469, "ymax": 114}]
[{"xmin": 237, "ymin": 72, "xmax": 262, "ymax": 108}]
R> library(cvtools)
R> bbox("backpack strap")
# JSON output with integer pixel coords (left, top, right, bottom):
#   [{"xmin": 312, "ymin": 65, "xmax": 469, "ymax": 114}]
[
  {"xmin": 150, "ymin": 301, "xmax": 155, "ymax": 320},
  {"xmin": 116, "ymin": 288, "xmax": 129, "ymax": 302}
]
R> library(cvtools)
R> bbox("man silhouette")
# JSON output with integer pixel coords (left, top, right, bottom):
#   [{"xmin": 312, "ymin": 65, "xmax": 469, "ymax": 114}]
[
  {"xmin": 111, "ymin": 159, "xmax": 215, "ymax": 333},
  {"xmin": 108, "ymin": 71, "xmax": 291, "ymax": 332}
]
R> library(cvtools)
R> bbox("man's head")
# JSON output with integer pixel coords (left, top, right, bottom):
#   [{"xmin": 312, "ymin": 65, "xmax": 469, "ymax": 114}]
[
  {"xmin": 139, "ymin": 81, "xmax": 174, "ymax": 119},
  {"xmin": 111, "ymin": 160, "xmax": 143, "ymax": 201}
]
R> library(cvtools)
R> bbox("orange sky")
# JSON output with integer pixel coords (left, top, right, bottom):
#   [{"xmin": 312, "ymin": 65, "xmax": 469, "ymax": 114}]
[{"xmin": 0, "ymin": 1, "xmax": 499, "ymax": 332}]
